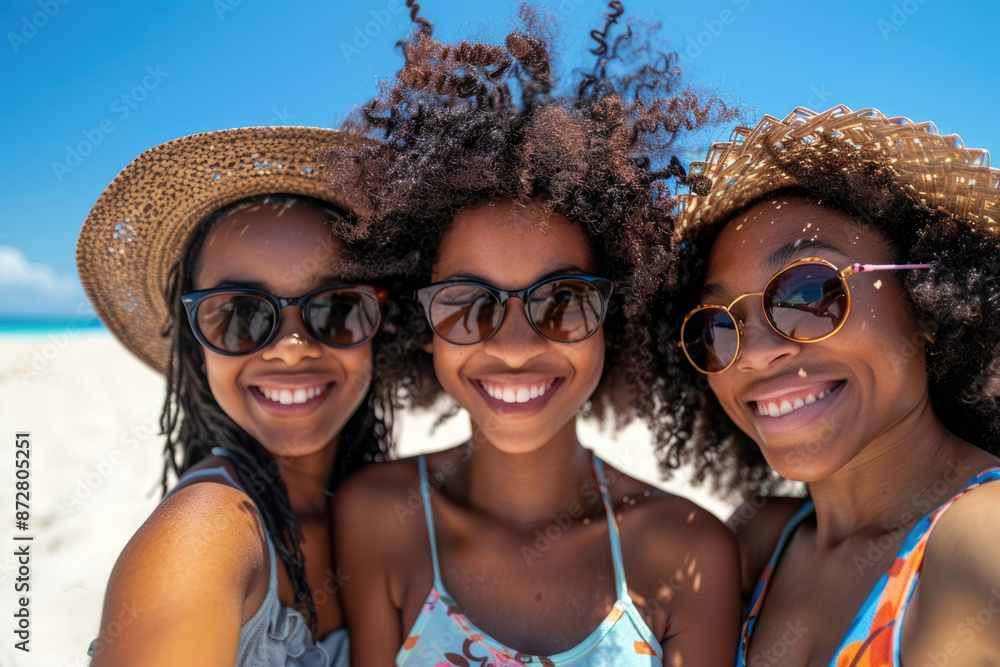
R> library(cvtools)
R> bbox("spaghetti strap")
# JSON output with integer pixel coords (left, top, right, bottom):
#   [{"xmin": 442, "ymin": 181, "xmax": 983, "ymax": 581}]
[
  {"xmin": 163, "ymin": 456, "xmax": 244, "ymax": 502},
  {"xmin": 397, "ymin": 452, "xmax": 664, "ymax": 665},
  {"xmin": 417, "ymin": 455, "xmax": 444, "ymax": 588},
  {"xmin": 592, "ymin": 457, "xmax": 630, "ymax": 601}
]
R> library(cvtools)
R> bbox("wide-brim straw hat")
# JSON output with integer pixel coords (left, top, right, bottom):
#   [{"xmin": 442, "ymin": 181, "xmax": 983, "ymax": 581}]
[
  {"xmin": 675, "ymin": 105, "xmax": 1000, "ymax": 232},
  {"xmin": 77, "ymin": 126, "xmax": 374, "ymax": 373}
]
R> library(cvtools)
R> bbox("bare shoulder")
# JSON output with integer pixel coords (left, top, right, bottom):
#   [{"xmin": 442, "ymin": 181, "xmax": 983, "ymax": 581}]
[
  {"xmin": 332, "ymin": 454, "xmax": 423, "ymax": 536},
  {"xmin": 331, "ymin": 451, "xmax": 443, "ymax": 651},
  {"xmin": 902, "ymin": 473, "xmax": 1000, "ymax": 661},
  {"xmin": 118, "ymin": 459, "xmax": 268, "ymax": 579},
  {"xmin": 603, "ymin": 465, "xmax": 737, "ymax": 568},
  {"xmin": 727, "ymin": 495, "xmax": 809, "ymax": 595},
  {"xmin": 333, "ymin": 445, "xmax": 471, "ymax": 528},
  {"xmin": 604, "ymin": 465, "xmax": 742, "ymax": 657},
  {"xmin": 92, "ymin": 460, "xmax": 269, "ymax": 665},
  {"xmin": 922, "ymin": 474, "xmax": 1000, "ymax": 582}
]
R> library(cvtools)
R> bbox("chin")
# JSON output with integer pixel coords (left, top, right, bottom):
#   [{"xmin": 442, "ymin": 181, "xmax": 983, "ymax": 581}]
[
  {"xmin": 472, "ymin": 424, "xmax": 560, "ymax": 455},
  {"xmin": 759, "ymin": 444, "xmax": 847, "ymax": 484},
  {"xmin": 257, "ymin": 432, "xmax": 338, "ymax": 460}
]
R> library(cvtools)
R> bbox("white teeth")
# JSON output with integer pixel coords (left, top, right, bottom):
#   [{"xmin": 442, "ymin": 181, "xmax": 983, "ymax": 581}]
[
  {"xmin": 481, "ymin": 379, "xmax": 555, "ymax": 404},
  {"xmin": 758, "ymin": 387, "xmax": 836, "ymax": 418},
  {"xmin": 259, "ymin": 384, "xmax": 327, "ymax": 405}
]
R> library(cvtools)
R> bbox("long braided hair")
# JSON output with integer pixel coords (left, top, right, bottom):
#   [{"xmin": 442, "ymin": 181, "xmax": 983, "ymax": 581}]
[{"xmin": 158, "ymin": 194, "xmax": 393, "ymax": 634}]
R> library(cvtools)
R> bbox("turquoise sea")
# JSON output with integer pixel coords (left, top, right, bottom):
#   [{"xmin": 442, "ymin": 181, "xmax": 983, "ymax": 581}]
[{"xmin": 0, "ymin": 317, "xmax": 106, "ymax": 335}]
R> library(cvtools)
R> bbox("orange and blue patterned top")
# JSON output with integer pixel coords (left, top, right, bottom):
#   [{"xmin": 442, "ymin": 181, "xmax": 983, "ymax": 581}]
[
  {"xmin": 396, "ymin": 455, "xmax": 663, "ymax": 667},
  {"xmin": 737, "ymin": 467, "xmax": 1000, "ymax": 667}
]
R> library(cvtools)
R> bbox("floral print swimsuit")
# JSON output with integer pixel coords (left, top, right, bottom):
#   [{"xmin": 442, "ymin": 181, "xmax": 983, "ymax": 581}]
[
  {"xmin": 396, "ymin": 455, "xmax": 663, "ymax": 667},
  {"xmin": 738, "ymin": 468, "xmax": 1000, "ymax": 667}
]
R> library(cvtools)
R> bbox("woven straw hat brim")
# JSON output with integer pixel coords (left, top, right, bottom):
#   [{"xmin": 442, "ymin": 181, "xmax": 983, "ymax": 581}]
[
  {"xmin": 76, "ymin": 126, "xmax": 375, "ymax": 374},
  {"xmin": 676, "ymin": 105, "xmax": 1000, "ymax": 233}
]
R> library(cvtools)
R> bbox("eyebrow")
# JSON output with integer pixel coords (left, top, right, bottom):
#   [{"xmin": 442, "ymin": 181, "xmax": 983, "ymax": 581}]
[
  {"xmin": 439, "ymin": 264, "xmax": 592, "ymax": 286},
  {"xmin": 207, "ymin": 275, "xmax": 342, "ymax": 293},
  {"xmin": 765, "ymin": 239, "xmax": 848, "ymax": 271},
  {"xmin": 699, "ymin": 239, "xmax": 849, "ymax": 301}
]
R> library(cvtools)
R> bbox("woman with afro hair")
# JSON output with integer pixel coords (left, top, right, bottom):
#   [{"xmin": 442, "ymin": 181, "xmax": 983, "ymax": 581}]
[
  {"xmin": 327, "ymin": 1, "xmax": 743, "ymax": 665},
  {"xmin": 657, "ymin": 105, "xmax": 1000, "ymax": 665}
]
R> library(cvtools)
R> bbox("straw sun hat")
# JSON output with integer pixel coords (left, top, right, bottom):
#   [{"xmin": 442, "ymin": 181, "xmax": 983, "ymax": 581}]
[
  {"xmin": 76, "ymin": 127, "xmax": 374, "ymax": 373},
  {"xmin": 675, "ymin": 104, "xmax": 1000, "ymax": 232}
]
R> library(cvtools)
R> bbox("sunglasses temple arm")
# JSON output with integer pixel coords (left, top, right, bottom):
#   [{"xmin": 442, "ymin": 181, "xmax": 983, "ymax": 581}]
[{"xmin": 844, "ymin": 262, "xmax": 933, "ymax": 277}]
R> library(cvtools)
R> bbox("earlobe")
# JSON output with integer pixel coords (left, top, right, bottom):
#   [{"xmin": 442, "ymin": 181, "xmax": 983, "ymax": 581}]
[{"xmin": 423, "ymin": 339, "xmax": 434, "ymax": 354}]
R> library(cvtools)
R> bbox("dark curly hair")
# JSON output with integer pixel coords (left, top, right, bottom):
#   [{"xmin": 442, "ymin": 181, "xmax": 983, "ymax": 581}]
[
  {"xmin": 325, "ymin": 1, "xmax": 736, "ymax": 429},
  {"xmin": 652, "ymin": 139, "xmax": 1000, "ymax": 500},
  {"xmin": 159, "ymin": 194, "xmax": 394, "ymax": 634}
]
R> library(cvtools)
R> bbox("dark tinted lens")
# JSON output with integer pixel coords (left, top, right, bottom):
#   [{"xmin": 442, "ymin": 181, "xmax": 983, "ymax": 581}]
[
  {"xmin": 306, "ymin": 288, "xmax": 381, "ymax": 346},
  {"xmin": 764, "ymin": 264, "xmax": 846, "ymax": 340},
  {"xmin": 196, "ymin": 293, "xmax": 275, "ymax": 353},
  {"xmin": 429, "ymin": 284, "xmax": 501, "ymax": 344},
  {"xmin": 682, "ymin": 307, "xmax": 739, "ymax": 373},
  {"xmin": 528, "ymin": 279, "xmax": 605, "ymax": 342}
]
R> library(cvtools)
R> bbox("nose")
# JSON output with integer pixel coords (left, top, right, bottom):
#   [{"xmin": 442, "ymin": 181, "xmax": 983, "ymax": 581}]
[
  {"xmin": 733, "ymin": 307, "xmax": 800, "ymax": 373},
  {"xmin": 261, "ymin": 305, "xmax": 323, "ymax": 364},
  {"xmin": 481, "ymin": 298, "xmax": 548, "ymax": 367}
]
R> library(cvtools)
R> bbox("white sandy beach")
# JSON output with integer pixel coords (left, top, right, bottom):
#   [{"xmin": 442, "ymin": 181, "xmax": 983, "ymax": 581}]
[{"xmin": 0, "ymin": 331, "xmax": 733, "ymax": 667}]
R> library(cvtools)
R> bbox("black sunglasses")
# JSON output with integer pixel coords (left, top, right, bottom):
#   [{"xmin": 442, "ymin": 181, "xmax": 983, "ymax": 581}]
[
  {"xmin": 415, "ymin": 274, "xmax": 613, "ymax": 345},
  {"xmin": 181, "ymin": 284, "xmax": 386, "ymax": 355}
]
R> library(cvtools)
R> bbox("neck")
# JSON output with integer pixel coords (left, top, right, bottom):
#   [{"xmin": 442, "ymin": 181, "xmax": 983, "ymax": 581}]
[
  {"xmin": 806, "ymin": 395, "xmax": 991, "ymax": 545},
  {"xmin": 460, "ymin": 417, "xmax": 597, "ymax": 530},
  {"xmin": 275, "ymin": 442, "xmax": 338, "ymax": 519}
]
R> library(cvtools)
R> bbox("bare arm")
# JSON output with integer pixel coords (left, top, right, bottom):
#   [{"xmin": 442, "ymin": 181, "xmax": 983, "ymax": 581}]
[
  {"xmin": 901, "ymin": 481, "xmax": 1000, "ymax": 665},
  {"xmin": 728, "ymin": 496, "xmax": 808, "ymax": 605},
  {"xmin": 334, "ymin": 467, "xmax": 410, "ymax": 667},
  {"xmin": 659, "ymin": 506, "xmax": 742, "ymax": 666},
  {"xmin": 90, "ymin": 481, "xmax": 268, "ymax": 666}
]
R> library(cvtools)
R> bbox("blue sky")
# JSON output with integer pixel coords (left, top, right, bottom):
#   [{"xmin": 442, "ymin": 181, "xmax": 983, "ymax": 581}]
[{"xmin": 2, "ymin": 0, "xmax": 997, "ymax": 316}]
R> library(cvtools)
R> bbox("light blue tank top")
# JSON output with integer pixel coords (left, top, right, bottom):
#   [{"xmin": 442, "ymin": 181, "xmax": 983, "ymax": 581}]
[
  {"xmin": 89, "ymin": 447, "xmax": 349, "ymax": 666},
  {"xmin": 396, "ymin": 454, "xmax": 663, "ymax": 666}
]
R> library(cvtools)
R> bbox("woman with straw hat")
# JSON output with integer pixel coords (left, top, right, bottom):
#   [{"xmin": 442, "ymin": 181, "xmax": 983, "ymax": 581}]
[
  {"xmin": 655, "ymin": 105, "xmax": 1000, "ymax": 664},
  {"xmin": 77, "ymin": 126, "xmax": 399, "ymax": 665}
]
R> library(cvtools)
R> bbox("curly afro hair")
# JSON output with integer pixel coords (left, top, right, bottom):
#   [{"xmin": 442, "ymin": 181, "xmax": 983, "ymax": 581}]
[
  {"xmin": 652, "ymin": 137, "xmax": 1000, "ymax": 500},
  {"xmin": 325, "ymin": 0, "xmax": 736, "ymax": 431}
]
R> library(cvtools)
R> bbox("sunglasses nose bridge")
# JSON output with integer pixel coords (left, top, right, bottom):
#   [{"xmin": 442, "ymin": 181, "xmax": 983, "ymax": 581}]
[
  {"xmin": 265, "ymin": 295, "xmax": 322, "ymax": 350},
  {"xmin": 725, "ymin": 290, "xmax": 764, "ymax": 313},
  {"xmin": 486, "ymin": 290, "xmax": 550, "ymax": 352}
]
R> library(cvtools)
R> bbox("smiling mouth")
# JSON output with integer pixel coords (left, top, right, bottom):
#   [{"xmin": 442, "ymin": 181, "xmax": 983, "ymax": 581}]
[
  {"xmin": 471, "ymin": 377, "xmax": 563, "ymax": 414},
  {"xmin": 478, "ymin": 378, "xmax": 557, "ymax": 404},
  {"xmin": 751, "ymin": 381, "xmax": 844, "ymax": 418},
  {"xmin": 255, "ymin": 383, "xmax": 331, "ymax": 406}
]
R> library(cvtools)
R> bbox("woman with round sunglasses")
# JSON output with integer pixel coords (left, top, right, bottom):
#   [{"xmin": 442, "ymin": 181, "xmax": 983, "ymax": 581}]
[
  {"xmin": 76, "ymin": 127, "xmax": 399, "ymax": 665},
  {"xmin": 326, "ymin": 5, "xmax": 742, "ymax": 665},
  {"xmin": 655, "ymin": 106, "xmax": 1000, "ymax": 665}
]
